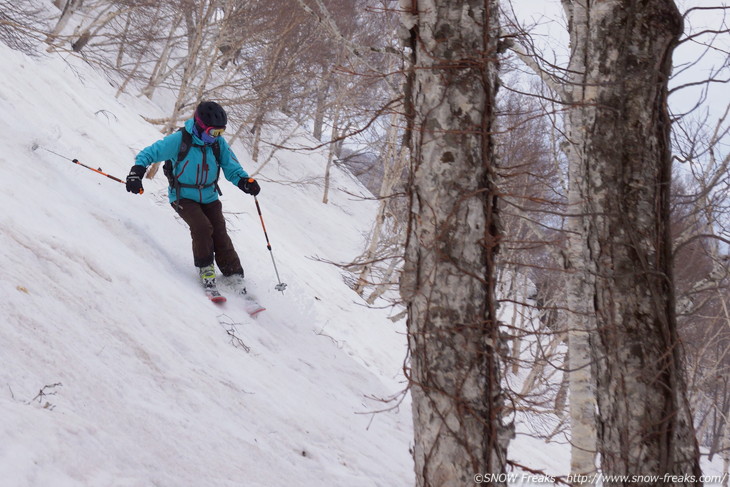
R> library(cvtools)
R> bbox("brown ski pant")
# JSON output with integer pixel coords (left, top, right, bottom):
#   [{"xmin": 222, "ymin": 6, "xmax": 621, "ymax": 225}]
[{"xmin": 172, "ymin": 198, "xmax": 244, "ymax": 276}]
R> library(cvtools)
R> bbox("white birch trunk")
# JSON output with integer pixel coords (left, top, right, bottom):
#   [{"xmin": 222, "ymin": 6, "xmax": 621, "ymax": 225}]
[
  {"xmin": 721, "ymin": 428, "xmax": 730, "ymax": 487},
  {"xmin": 355, "ymin": 118, "xmax": 406, "ymax": 297},
  {"xmin": 561, "ymin": 0, "xmax": 701, "ymax": 482},
  {"xmin": 400, "ymin": 1, "xmax": 510, "ymax": 485},
  {"xmin": 322, "ymin": 108, "xmax": 340, "ymax": 205},
  {"xmin": 46, "ymin": 0, "xmax": 83, "ymax": 46},
  {"xmin": 141, "ymin": 11, "xmax": 184, "ymax": 100},
  {"xmin": 556, "ymin": 4, "xmax": 600, "ymax": 478}
]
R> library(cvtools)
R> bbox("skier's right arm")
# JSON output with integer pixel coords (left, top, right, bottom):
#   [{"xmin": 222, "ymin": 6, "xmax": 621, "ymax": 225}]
[{"xmin": 126, "ymin": 132, "xmax": 183, "ymax": 195}]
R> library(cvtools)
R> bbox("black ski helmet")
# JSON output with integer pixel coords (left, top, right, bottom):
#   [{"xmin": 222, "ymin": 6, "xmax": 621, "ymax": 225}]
[{"xmin": 195, "ymin": 101, "xmax": 227, "ymax": 128}]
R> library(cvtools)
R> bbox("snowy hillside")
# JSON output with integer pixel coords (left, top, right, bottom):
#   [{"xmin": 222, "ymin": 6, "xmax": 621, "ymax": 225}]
[
  {"xmin": 3, "ymin": 34, "xmax": 727, "ymax": 487},
  {"xmin": 0, "ymin": 41, "xmax": 413, "ymax": 486}
]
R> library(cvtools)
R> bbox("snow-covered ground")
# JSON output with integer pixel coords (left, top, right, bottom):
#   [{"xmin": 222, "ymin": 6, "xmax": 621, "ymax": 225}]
[
  {"xmin": 1, "ymin": 36, "xmax": 725, "ymax": 486},
  {"xmin": 0, "ymin": 41, "xmax": 412, "ymax": 486}
]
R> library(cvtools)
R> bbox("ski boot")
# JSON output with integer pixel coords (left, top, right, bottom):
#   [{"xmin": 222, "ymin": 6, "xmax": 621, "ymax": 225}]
[
  {"xmin": 199, "ymin": 264, "xmax": 226, "ymax": 303},
  {"xmin": 227, "ymin": 272, "xmax": 248, "ymax": 295}
]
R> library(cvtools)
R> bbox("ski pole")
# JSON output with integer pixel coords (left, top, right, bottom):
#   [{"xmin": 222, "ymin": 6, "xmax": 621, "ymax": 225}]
[
  {"xmin": 32, "ymin": 144, "xmax": 140, "ymax": 193},
  {"xmin": 253, "ymin": 193, "xmax": 287, "ymax": 293}
]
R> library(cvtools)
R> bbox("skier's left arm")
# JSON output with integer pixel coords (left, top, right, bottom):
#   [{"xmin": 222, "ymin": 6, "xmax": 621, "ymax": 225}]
[{"xmin": 219, "ymin": 139, "xmax": 261, "ymax": 196}]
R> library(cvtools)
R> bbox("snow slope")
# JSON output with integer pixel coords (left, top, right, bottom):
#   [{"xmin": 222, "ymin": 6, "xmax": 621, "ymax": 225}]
[
  {"xmin": 0, "ymin": 42, "xmax": 412, "ymax": 486},
  {"xmin": 2, "ymin": 36, "xmax": 725, "ymax": 487}
]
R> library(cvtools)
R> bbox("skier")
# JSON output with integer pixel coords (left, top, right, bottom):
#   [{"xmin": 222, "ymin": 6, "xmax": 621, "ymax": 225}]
[{"xmin": 125, "ymin": 101, "xmax": 260, "ymax": 299}]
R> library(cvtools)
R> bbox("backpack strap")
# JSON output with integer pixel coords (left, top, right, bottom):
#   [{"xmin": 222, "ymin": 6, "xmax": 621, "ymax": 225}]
[
  {"xmin": 210, "ymin": 141, "xmax": 222, "ymax": 196},
  {"xmin": 163, "ymin": 128, "xmax": 223, "ymax": 207},
  {"xmin": 178, "ymin": 127, "xmax": 193, "ymax": 162}
]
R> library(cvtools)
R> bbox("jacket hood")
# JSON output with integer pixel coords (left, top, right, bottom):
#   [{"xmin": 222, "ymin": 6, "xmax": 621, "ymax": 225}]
[{"xmin": 184, "ymin": 118, "xmax": 207, "ymax": 145}]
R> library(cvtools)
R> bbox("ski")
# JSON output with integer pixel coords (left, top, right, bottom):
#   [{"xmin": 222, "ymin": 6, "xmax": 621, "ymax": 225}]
[
  {"xmin": 242, "ymin": 295, "xmax": 266, "ymax": 318},
  {"xmin": 205, "ymin": 283, "xmax": 226, "ymax": 304},
  {"xmin": 206, "ymin": 288, "xmax": 264, "ymax": 317},
  {"xmin": 214, "ymin": 276, "xmax": 266, "ymax": 317},
  {"xmin": 206, "ymin": 288, "xmax": 227, "ymax": 304}
]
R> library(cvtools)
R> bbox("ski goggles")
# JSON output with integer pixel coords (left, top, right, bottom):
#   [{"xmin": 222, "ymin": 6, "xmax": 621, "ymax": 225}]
[
  {"xmin": 195, "ymin": 114, "xmax": 226, "ymax": 137},
  {"xmin": 205, "ymin": 126, "xmax": 225, "ymax": 137}
]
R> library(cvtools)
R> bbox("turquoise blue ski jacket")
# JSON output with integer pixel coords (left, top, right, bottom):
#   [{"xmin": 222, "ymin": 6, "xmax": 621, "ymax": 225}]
[{"xmin": 134, "ymin": 119, "xmax": 249, "ymax": 204}]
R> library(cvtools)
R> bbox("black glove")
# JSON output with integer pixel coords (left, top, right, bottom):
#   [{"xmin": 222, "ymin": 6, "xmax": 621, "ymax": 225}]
[
  {"xmin": 238, "ymin": 177, "xmax": 261, "ymax": 196},
  {"xmin": 126, "ymin": 165, "xmax": 145, "ymax": 194}
]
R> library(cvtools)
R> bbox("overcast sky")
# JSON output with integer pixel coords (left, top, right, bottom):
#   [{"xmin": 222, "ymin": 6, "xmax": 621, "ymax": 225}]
[{"xmin": 505, "ymin": 0, "xmax": 730, "ymax": 138}]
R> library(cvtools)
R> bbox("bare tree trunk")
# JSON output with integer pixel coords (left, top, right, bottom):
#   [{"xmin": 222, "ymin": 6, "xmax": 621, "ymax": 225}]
[
  {"xmin": 723, "ymin": 428, "xmax": 730, "ymax": 487},
  {"xmin": 141, "ymin": 10, "xmax": 184, "ymax": 100},
  {"xmin": 564, "ymin": 303, "xmax": 596, "ymax": 479},
  {"xmin": 312, "ymin": 79, "xmax": 331, "ymax": 141},
  {"xmin": 250, "ymin": 111, "xmax": 264, "ymax": 163},
  {"xmin": 146, "ymin": 2, "xmax": 216, "ymax": 180},
  {"xmin": 322, "ymin": 106, "xmax": 340, "ymax": 204},
  {"xmin": 70, "ymin": 4, "xmax": 118, "ymax": 52},
  {"xmin": 355, "ymin": 119, "xmax": 406, "ymax": 297},
  {"xmin": 192, "ymin": 0, "xmax": 235, "ymax": 103},
  {"xmin": 164, "ymin": 0, "xmax": 220, "ymax": 132},
  {"xmin": 365, "ymin": 254, "xmax": 400, "ymax": 305},
  {"xmin": 400, "ymin": 1, "xmax": 510, "ymax": 486},
  {"xmin": 46, "ymin": 0, "xmax": 83, "ymax": 46},
  {"xmin": 561, "ymin": 0, "xmax": 701, "ymax": 482},
  {"xmin": 165, "ymin": 7, "xmax": 205, "ymax": 133}
]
